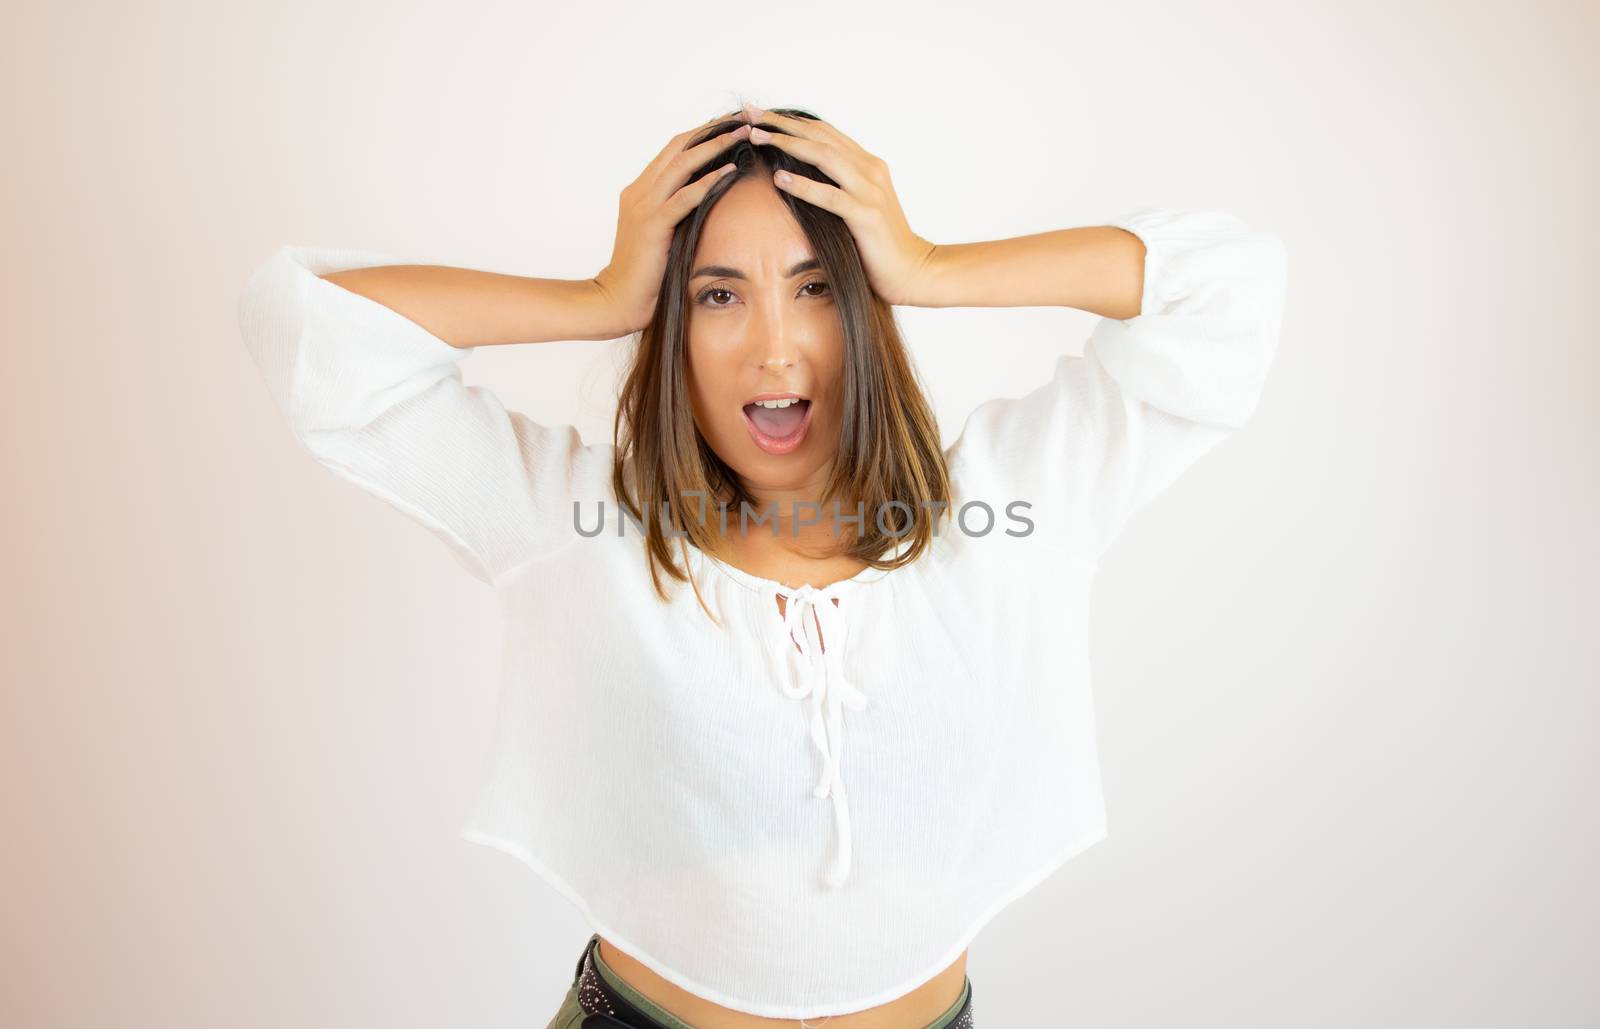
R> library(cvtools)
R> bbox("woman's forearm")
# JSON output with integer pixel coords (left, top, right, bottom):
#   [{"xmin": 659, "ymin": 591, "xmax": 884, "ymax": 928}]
[
  {"xmin": 908, "ymin": 225, "xmax": 1146, "ymax": 320},
  {"xmin": 317, "ymin": 265, "xmax": 627, "ymax": 348}
]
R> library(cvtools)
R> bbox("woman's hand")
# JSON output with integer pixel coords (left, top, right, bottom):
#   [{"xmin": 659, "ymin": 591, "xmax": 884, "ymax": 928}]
[
  {"xmin": 748, "ymin": 106, "xmax": 939, "ymax": 307},
  {"xmin": 592, "ymin": 114, "xmax": 752, "ymax": 335}
]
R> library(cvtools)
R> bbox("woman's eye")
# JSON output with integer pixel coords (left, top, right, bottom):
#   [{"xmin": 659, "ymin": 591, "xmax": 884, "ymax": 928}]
[{"xmin": 693, "ymin": 281, "xmax": 830, "ymax": 307}]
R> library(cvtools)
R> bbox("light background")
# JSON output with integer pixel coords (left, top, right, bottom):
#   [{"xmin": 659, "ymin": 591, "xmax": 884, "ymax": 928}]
[{"xmin": 3, "ymin": 0, "xmax": 1594, "ymax": 1026}]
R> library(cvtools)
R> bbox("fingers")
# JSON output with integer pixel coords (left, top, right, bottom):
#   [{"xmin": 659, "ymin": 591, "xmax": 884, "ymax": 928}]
[
  {"xmin": 629, "ymin": 122, "xmax": 741, "ymax": 210},
  {"xmin": 665, "ymin": 161, "xmax": 739, "ymax": 221},
  {"xmin": 657, "ymin": 118, "xmax": 748, "ymax": 174},
  {"xmin": 678, "ymin": 121, "xmax": 751, "ymax": 165},
  {"xmin": 673, "ymin": 110, "xmax": 739, "ymax": 145},
  {"xmin": 770, "ymin": 168, "xmax": 857, "ymax": 220},
  {"xmin": 741, "ymin": 107, "xmax": 884, "ymax": 197},
  {"xmin": 749, "ymin": 126, "xmax": 873, "ymax": 196},
  {"xmin": 746, "ymin": 107, "xmax": 869, "ymax": 162},
  {"xmin": 643, "ymin": 113, "xmax": 744, "ymax": 178},
  {"xmin": 655, "ymin": 111, "xmax": 751, "ymax": 215},
  {"xmin": 676, "ymin": 110, "xmax": 749, "ymax": 152},
  {"xmin": 649, "ymin": 122, "xmax": 748, "ymax": 198},
  {"xmin": 694, "ymin": 107, "xmax": 744, "ymax": 132}
]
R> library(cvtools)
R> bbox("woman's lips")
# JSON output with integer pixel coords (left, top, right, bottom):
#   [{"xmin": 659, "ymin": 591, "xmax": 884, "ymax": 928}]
[{"xmin": 742, "ymin": 399, "xmax": 813, "ymax": 456}]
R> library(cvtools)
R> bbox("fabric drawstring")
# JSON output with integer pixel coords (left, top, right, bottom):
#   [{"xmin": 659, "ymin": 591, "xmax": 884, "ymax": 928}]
[{"xmin": 763, "ymin": 581, "xmax": 868, "ymax": 889}]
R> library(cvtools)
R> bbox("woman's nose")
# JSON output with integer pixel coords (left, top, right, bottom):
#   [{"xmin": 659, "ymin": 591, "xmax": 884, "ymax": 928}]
[{"xmin": 750, "ymin": 314, "xmax": 801, "ymax": 369}]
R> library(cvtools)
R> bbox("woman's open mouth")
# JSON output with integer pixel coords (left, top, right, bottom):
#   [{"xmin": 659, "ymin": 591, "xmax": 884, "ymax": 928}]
[{"xmin": 742, "ymin": 397, "xmax": 813, "ymax": 456}]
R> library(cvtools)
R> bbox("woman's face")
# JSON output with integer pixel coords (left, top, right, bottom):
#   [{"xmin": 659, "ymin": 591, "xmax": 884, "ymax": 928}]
[{"xmin": 685, "ymin": 177, "xmax": 846, "ymax": 513}]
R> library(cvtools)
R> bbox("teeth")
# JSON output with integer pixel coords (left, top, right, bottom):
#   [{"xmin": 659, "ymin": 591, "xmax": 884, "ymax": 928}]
[{"xmin": 754, "ymin": 398, "xmax": 802, "ymax": 409}]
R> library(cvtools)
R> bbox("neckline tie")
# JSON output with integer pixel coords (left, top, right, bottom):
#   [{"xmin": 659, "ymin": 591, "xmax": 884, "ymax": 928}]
[{"xmin": 762, "ymin": 580, "xmax": 869, "ymax": 889}]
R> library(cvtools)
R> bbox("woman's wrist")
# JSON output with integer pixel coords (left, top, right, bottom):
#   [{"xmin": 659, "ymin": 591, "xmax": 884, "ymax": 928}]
[{"xmin": 503, "ymin": 274, "xmax": 635, "ymax": 345}]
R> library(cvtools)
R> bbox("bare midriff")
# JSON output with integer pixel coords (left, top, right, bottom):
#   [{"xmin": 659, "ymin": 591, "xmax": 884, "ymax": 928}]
[{"xmin": 597, "ymin": 937, "xmax": 969, "ymax": 1029}]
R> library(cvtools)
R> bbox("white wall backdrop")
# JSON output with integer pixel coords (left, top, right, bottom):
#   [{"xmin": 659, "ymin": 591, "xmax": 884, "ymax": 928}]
[{"xmin": 2, "ymin": 0, "xmax": 1594, "ymax": 1026}]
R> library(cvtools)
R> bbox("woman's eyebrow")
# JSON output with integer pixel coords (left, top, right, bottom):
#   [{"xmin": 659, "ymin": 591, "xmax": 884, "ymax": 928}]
[{"xmin": 690, "ymin": 258, "xmax": 821, "ymax": 281}]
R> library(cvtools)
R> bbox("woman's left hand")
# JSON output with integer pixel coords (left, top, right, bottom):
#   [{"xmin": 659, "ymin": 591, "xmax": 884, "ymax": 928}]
[{"xmin": 746, "ymin": 105, "xmax": 938, "ymax": 307}]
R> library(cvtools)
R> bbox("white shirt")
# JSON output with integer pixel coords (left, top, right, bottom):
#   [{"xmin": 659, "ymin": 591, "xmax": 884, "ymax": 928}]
[{"xmin": 236, "ymin": 206, "xmax": 1288, "ymax": 1019}]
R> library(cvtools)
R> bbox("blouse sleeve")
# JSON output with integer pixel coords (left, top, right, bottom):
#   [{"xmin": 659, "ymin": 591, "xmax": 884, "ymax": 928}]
[
  {"xmin": 944, "ymin": 207, "xmax": 1288, "ymax": 566},
  {"xmin": 236, "ymin": 244, "xmax": 602, "ymax": 586}
]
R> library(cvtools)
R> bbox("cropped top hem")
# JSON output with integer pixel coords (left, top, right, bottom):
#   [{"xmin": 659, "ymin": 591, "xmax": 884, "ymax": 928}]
[{"xmin": 459, "ymin": 821, "xmax": 1109, "ymax": 1019}]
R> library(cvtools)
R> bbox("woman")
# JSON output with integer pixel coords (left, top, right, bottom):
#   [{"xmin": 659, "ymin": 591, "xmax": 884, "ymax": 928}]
[{"xmin": 237, "ymin": 103, "xmax": 1288, "ymax": 1028}]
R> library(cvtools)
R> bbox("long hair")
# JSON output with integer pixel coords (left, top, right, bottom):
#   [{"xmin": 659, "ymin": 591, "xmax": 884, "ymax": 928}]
[{"xmin": 611, "ymin": 106, "xmax": 953, "ymax": 621}]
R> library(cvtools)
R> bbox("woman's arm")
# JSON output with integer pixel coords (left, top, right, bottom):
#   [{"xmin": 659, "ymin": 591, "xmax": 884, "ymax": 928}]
[
  {"xmin": 317, "ymin": 265, "xmax": 628, "ymax": 348},
  {"xmin": 903, "ymin": 225, "xmax": 1147, "ymax": 319},
  {"xmin": 238, "ymin": 245, "xmax": 609, "ymax": 585},
  {"xmin": 940, "ymin": 207, "xmax": 1288, "ymax": 566}
]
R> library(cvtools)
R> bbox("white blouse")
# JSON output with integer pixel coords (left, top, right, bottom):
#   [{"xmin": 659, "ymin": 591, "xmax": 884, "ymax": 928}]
[{"xmin": 237, "ymin": 207, "xmax": 1287, "ymax": 1019}]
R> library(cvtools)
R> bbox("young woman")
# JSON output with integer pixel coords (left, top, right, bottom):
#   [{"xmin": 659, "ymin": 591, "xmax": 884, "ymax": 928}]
[{"xmin": 237, "ymin": 103, "xmax": 1288, "ymax": 1029}]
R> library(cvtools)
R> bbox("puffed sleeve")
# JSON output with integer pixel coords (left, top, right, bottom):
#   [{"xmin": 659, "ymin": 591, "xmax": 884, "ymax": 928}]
[
  {"xmin": 236, "ymin": 244, "xmax": 603, "ymax": 586},
  {"xmin": 944, "ymin": 207, "xmax": 1288, "ymax": 566}
]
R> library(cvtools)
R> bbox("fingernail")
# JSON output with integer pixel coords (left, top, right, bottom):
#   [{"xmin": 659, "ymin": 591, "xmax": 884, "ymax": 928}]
[{"xmin": 751, "ymin": 127, "xmax": 771, "ymax": 143}]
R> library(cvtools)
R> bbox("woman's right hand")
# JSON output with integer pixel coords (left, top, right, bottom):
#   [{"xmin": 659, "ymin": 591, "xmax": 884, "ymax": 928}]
[{"xmin": 592, "ymin": 113, "xmax": 752, "ymax": 336}]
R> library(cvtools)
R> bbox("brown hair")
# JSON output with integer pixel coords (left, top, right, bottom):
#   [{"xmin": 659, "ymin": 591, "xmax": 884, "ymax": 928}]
[{"xmin": 610, "ymin": 107, "xmax": 953, "ymax": 621}]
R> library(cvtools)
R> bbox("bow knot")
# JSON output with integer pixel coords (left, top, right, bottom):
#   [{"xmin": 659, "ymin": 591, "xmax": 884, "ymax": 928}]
[{"xmin": 766, "ymin": 581, "xmax": 869, "ymax": 889}]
